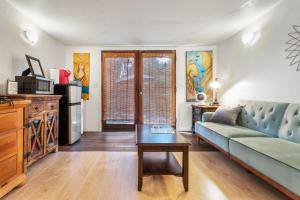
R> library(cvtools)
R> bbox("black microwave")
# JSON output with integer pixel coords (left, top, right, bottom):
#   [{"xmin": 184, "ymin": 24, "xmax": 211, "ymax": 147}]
[{"xmin": 15, "ymin": 76, "xmax": 54, "ymax": 94}]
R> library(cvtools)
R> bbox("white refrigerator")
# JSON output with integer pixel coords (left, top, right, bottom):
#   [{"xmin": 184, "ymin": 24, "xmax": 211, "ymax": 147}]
[{"xmin": 68, "ymin": 84, "xmax": 82, "ymax": 144}]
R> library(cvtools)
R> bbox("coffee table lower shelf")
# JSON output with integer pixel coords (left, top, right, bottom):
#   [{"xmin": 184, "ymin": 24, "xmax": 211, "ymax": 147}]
[{"xmin": 143, "ymin": 152, "xmax": 182, "ymax": 176}]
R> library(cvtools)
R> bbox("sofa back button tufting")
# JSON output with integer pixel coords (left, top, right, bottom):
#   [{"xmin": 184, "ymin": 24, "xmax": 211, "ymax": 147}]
[{"xmin": 272, "ymin": 118, "xmax": 276, "ymax": 122}]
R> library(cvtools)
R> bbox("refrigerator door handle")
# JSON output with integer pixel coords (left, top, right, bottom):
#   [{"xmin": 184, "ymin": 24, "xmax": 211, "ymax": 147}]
[{"xmin": 68, "ymin": 102, "xmax": 81, "ymax": 106}]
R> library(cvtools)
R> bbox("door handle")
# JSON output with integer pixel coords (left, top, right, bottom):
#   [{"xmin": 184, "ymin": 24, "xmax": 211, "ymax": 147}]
[{"xmin": 139, "ymin": 91, "xmax": 143, "ymax": 95}]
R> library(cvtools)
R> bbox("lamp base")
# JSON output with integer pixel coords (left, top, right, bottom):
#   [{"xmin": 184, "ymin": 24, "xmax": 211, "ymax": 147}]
[{"xmin": 212, "ymin": 100, "xmax": 219, "ymax": 106}]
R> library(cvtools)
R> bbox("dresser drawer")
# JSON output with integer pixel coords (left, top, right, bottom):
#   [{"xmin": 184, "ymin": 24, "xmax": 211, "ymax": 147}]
[
  {"xmin": 0, "ymin": 132, "xmax": 17, "ymax": 160},
  {"xmin": 45, "ymin": 102, "xmax": 58, "ymax": 111},
  {"xmin": 29, "ymin": 103, "xmax": 44, "ymax": 113},
  {"xmin": 0, "ymin": 155, "xmax": 17, "ymax": 186},
  {"xmin": 0, "ymin": 112, "xmax": 18, "ymax": 133}
]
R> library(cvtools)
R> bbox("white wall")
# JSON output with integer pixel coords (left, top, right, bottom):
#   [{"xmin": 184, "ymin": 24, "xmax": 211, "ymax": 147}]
[
  {"xmin": 217, "ymin": 0, "xmax": 300, "ymax": 105},
  {"xmin": 65, "ymin": 46, "xmax": 216, "ymax": 132},
  {"xmin": 0, "ymin": 1, "xmax": 65, "ymax": 93},
  {"xmin": 0, "ymin": 0, "xmax": 216, "ymax": 132}
]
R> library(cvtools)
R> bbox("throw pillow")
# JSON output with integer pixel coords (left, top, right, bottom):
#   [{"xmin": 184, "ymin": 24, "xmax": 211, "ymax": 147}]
[{"xmin": 210, "ymin": 106, "xmax": 243, "ymax": 126}]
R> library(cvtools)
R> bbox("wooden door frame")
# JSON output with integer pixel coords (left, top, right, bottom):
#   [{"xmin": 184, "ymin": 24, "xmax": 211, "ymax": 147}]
[{"xmin": 101, "ymin": 50, "xmax": 176, "ymax": 131}]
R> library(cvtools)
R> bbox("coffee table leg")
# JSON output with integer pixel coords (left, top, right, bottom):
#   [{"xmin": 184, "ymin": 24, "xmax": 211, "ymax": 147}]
[
  {"xmin": 138, "ymin": 147, "xmax": 143, "ymax": 191},
  {"xmin": 182, "ymin": 146, "xmax": 189, "ymax": 192}
]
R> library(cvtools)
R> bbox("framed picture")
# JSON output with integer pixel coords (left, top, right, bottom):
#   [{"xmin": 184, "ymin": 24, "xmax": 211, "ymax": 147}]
[
  {"xmin": 7, "ymin": 80, "xmax": 18, "ymax": 95},
  {"xmin": 25, "ymin": 54, "xmax": 45, "ymax": 77},
  {"xmin": 186, "ymin": 51, "xmax": 213, "ymax": 102},
  {"xmin": 73, "ymin": 53, "xmax": 90, "ymax": 100}
]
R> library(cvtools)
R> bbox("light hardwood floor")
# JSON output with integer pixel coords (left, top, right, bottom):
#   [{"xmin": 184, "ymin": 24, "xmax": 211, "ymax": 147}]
[{"xmin": 4, "ymin": 151, "xmax": 288, "ymax": 200}]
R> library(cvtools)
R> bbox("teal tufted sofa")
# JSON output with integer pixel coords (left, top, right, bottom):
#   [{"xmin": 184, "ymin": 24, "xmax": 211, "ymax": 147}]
[{"xmin": 195, "ymin": 100, "xmax": 300, "ymax": 199}]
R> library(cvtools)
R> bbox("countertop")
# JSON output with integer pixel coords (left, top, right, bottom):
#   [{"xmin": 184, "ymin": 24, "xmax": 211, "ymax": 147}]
[
  {"xmin": 0, "ymin": 99, "xmax": 31, "ymax": 109},
  {"xmin": 6, "ymin": 94, "xmax": 62, "ymax": 100}
]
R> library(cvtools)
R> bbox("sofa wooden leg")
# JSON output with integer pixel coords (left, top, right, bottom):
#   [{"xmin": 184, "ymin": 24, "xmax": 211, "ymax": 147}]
[{"xmin": 196, "ymin": 135, "xmax": 201, "ymax": 144}]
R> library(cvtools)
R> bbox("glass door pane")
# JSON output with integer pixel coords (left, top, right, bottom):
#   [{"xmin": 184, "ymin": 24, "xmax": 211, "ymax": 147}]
[
  {"xmin": 140, "ymin": 51, "xmax": 176, "ymax": 126},
  {"xmin": 102, "ymin": 51, "xmax": 138, "ymax": 131}
]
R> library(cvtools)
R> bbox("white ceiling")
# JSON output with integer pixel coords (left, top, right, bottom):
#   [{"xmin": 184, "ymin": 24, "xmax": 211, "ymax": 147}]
[{"xmin": 7, "ymin": 0, "xmax": 280, "ymax": 46}]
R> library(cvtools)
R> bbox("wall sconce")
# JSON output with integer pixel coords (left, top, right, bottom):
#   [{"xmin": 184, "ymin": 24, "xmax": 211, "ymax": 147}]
[
  {"xmin": 242, "ymin": 30, "xmax": 261, "ymax": 47},
  {"xmin": 22, "ymin": 29, "xmax": 39, "ymax": 45}
]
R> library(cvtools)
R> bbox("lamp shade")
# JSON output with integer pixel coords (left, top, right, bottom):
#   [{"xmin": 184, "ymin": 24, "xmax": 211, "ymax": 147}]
[{"xmin": 210, "ymin": 78, "xmax": 221, "ymax": 89}]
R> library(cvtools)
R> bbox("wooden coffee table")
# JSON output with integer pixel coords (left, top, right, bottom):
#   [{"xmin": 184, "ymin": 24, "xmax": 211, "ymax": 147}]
[{"xmin": 136, "ymin": 124, "xmax": 189, "ymax": 192}]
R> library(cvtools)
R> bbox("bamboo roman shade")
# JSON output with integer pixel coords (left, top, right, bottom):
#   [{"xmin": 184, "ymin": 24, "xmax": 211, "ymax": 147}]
[
  {"xmin": 140, "ymin": 52, "xmax": 176, "ymax": 126},
  {"xmin": 102, "ymin": 52, "xmax": 136, "ymax": 125},
  {"xmin": 102, "ymin": 51, "xmax": 176, "ymax": 130}
]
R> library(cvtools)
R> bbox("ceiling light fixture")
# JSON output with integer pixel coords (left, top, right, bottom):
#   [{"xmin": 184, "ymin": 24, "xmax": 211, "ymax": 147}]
[
  {"xmin": 242, "ymin": 30, "xmax": 261, "ymax": 47},
  {"xmin": 22, "ymin": 29, "xmax": 39, "ymax": 45}
]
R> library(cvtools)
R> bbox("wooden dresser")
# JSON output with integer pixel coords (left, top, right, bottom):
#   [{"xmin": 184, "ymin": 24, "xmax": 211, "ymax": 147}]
[
  {"xmin": 192, "ymin": 105, "xmax": 219, "ymax": 134},
  {"xmin": 7, "ymin": 95, "xmax": 61, "ymax": 167},
  {"xmin": 0, "ymin": 100, "xmax": 31, "ymax": 198}
]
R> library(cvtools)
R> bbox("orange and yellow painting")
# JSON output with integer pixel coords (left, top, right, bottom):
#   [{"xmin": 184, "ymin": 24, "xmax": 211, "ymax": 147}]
[
  {"xmin": 73, "ymin": 53, "xmax": 90, "ymax": 100},
  {"xmin": 186, "ymin": 51, "xmax": 213, "ymax": 102}
]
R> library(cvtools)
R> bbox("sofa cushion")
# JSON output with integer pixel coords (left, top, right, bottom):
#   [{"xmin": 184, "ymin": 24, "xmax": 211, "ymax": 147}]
[
  {"xmin": 195, "ymin": 122, "xmax": 230, "ymax": 152},
  {"xmin": 198, "ymin": 122, "xmax": 269, "ymax": 138},
  {"xmin": 195, "ymin": 122, "xmax": 268, "ymax": 152},
  {"xmin": 279, "ymin": 103, "xmax": 300, "ymax": 144},
  {"xmin": 230, "ymin": 137, "xmax": 300, "ymax": 196},
  {"xmin": 238, "ymin": 100, "xmax": 289, "ymax": 137}
]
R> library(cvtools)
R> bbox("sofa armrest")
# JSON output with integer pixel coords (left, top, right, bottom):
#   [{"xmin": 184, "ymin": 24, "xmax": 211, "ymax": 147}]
[{"xmin": 202, "ymin": 112, "xmax": 215, "ymax": 122}]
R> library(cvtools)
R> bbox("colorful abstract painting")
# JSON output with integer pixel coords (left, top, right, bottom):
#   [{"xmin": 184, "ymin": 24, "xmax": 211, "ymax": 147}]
[
  {"xmin": 73, "ymin": 53, "xmax": 90, "ymax": 100},
  {"xmin": 186, "ymin": 51, "xmax": 213, "ymax": 102}
]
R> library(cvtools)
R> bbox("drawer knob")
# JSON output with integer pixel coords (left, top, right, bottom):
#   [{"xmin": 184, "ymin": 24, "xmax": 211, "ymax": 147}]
[{"xmin": 34, "ymin": 107, "xmax": 39, "ymax": 110}]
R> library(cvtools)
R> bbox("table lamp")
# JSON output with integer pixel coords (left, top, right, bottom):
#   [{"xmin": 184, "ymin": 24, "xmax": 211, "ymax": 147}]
[{"xmin": 210, "ymin": 78, "xmax": 221, "ymax": 105}]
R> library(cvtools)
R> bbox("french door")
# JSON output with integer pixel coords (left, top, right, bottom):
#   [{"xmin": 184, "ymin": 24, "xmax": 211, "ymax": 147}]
[
  {"xmin": 102, "ymin": 51, "xmax": 176, "ymax": 131},
  {"xmin": 139, "ymin": 51, "xmax": 176, "ymax": 126},
  {"xmin": 102, "ymin": 51, "xmax": 139, "ymax": 131}
]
